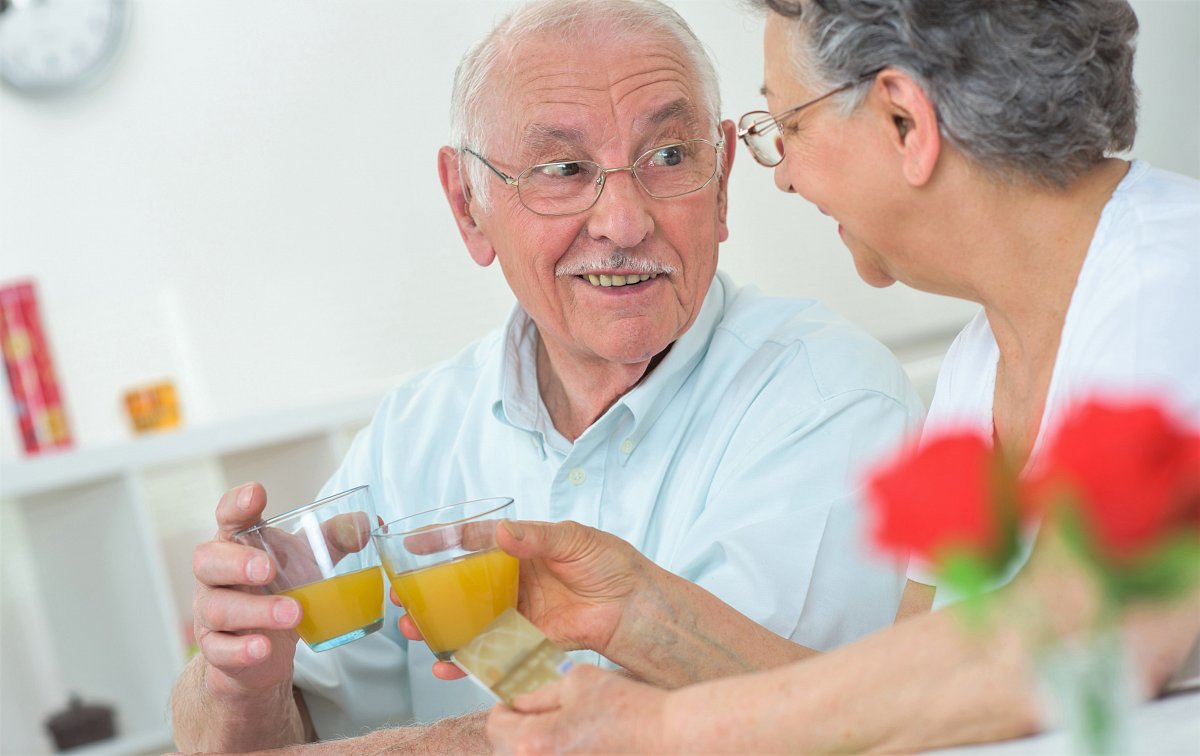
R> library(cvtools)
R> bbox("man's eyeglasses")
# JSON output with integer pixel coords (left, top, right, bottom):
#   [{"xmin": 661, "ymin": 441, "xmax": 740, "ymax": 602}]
[
  {"xmin": 462, "ymin": 139, "xmax": 724, "ymax": 217},
  {"xmin": 737, "ymin": 69, "xmax": 882, "ymax": 167}
]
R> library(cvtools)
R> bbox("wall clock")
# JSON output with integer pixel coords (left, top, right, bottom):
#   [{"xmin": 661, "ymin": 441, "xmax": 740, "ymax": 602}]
[{"xmin": 0, "ymin": 0, "xmax": 129, "ymax": 94}]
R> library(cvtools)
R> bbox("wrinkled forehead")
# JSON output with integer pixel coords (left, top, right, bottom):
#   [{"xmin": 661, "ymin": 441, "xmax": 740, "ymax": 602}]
[{"xmin": 489, "ymin": 30, "xmax": 707, "ymax": 159}]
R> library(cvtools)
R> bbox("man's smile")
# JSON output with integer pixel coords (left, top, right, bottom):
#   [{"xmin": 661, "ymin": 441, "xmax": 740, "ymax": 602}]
[{"xmin": 580, "ymin": 272, "xmax": 662, "ymax": 287}]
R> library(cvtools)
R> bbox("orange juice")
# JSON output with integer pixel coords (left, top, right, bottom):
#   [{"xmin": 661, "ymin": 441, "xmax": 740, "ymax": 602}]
[
  {"xmin": 281, "ymin": 565, "xmax": 384, "ymax": 648},
  {"xmin": 386, "ymin": 548, "xmax": 519, "ymax": 659}
]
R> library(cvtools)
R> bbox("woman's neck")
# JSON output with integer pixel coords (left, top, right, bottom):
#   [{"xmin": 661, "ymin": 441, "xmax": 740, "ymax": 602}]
[{"xmin": 973, "ymin": 159, "xmax": 1130, "ymax": 466}]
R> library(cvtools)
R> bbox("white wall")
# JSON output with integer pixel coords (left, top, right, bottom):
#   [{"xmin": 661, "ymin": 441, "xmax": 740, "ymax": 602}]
[{"xmin": 1, "ymin": 0, "xmax": 1197, "ymax": 460}]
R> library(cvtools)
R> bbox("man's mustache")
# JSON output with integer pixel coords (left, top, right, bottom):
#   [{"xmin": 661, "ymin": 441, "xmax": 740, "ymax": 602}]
[{"xmin": 555, "ymin": 252, "xmax": 676, "ymax": 276}]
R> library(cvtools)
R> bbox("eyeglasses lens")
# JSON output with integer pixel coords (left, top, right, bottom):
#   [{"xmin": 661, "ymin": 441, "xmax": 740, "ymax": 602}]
[
  {"xmin": 516, "ymin": 141, "xmax": 719, "ymax": 216},
  {"xmin": 738, "ymin": 111, "xmax": 784, "ymax": 167}
]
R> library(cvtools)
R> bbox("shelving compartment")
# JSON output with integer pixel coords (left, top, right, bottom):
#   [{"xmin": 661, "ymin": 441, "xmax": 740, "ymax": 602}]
[{"xmin": 5, "ymin": 475, "xmax": 183, "ymax": 753}]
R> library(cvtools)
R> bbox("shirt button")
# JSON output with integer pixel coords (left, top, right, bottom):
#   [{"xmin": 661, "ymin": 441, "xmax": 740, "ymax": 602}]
[
  {"xmin": 568, "ymin": 467, "xmax": 587, "ymax": 486},
  {"xmin": 619, "ymin": 438, "xmax": 635, "ymax": 454}
]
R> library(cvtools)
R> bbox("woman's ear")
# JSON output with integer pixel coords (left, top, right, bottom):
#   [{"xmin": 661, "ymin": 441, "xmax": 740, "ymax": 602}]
[
  {"xmin": 438, "ymin": 146, "xmax": 496, "ymax": 267},
  {"xmin": 871, "ymin": 69, "xmax": 941, "ymax": 187}
]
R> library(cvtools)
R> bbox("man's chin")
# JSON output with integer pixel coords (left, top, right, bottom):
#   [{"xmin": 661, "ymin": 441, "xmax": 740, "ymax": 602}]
[{"xmin": 579, "ymin": 326, "xmax": 678, "ymax": 369}]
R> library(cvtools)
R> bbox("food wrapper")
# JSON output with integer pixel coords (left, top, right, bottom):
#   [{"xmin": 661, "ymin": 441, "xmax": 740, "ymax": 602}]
[{"xmin": 452, "ymin": 608, "xmax": 574, "ymax": 705}]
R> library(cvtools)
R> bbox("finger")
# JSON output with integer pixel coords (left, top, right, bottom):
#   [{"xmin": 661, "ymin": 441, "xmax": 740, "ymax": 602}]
[
  {"xmin": 215, "ymin": 482, "xmax": 268, "ymax": 540},
  {"xmin": 194, "ymin": 586, "xmax": 301, "ymax": 634},
  {"xmin": 193, "ymin": 540, "xmax": 278, "ymax": 589},
  {"xmin": 389, "ymin": 586, "xmax": 403, "ymax": 607},
  {"xmin": 197, "ymin": 629, "xmax": 278, "ymax": 671},
  {"xmin": 486, "ymin": 705, "xmax": 526, "ymax": 754},
  {"xmin": 509, "ymin": 676, "xmax": 567, "ymax": 713},
  {"xmin": 398, "ymin": 613, "xmax": 424, "ymax": 641},
  {"xmin": 459, "ymin": 519, "xmax": 498, "ymax": 552},
  {"xmin": 323, "ymin": 511, "xmax": 371, "ymax": 557},
  {"xmin": 400, "ymin": 526, "xmax": 458, "ymax": 556},
  {"xmin": 497, "ymin": 519, "xmax": 591, "ymax": 561},
  {"xmin": 433, "ymin": 661, "xmax": 467, "ymax": 680}
]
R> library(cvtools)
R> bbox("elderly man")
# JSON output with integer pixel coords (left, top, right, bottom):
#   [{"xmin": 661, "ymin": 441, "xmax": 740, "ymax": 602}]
[{"xmin": 170, "ymin": 0, "xmax": 922, "ymax": 751}]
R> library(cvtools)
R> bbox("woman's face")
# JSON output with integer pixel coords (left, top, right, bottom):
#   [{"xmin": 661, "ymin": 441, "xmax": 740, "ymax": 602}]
[{"xmin": 761, "ymin": 13, "xmax": 903, "ymax": 289}]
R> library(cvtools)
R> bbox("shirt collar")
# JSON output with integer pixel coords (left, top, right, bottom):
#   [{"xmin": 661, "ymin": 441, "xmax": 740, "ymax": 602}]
[
  {"xmin": 618, "ymin": 272, "xmax": 729, "ymax": 449},
  {"xmin": 491, "ymin": 272, "xmax": 731, "ymax": 453},
  {"xmin": 492, "ymin": 305, "xmax": 542, "ymax": 430}
]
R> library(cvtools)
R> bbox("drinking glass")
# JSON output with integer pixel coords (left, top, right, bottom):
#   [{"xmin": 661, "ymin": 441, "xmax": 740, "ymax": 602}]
[
  {"xmin": 234, "ymin": 484, "xmax": 384, "ymax": 652},
  {"xmin": 372, "ymin": 497, "xmax": 518, "ymax": 661}
]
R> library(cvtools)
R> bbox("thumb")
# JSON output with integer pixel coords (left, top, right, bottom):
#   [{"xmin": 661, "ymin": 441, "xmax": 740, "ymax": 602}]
[{"xmin": 498, "ymin": 519, "xmax": 590, "ymax": 561}]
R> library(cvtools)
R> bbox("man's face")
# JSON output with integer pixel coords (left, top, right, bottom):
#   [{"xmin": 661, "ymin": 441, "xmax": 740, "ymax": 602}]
[{"xmin": 467, "ymin": 31, "xmax": 732, "ymax": 369}]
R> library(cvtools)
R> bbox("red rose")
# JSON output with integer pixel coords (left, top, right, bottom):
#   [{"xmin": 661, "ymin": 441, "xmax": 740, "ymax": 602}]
[
  {"xmin": 868, "ymin": 431, "xmax": 1015, "ymax": 564},
  {"xmin": 1032, "ymin": 399, "xmax": 1200, "ymax": 562}
]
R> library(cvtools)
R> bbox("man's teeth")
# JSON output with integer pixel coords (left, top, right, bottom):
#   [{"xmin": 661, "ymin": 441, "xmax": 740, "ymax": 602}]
[{"xmin": 585, "ymin": 273, "xmax": 658, "ymax": 287}]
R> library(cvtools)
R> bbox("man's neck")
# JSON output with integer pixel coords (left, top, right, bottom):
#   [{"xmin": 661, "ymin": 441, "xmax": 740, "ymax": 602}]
[{"xmin": 535, "ymin": 336, "xmax": 668, "ymax": 442}]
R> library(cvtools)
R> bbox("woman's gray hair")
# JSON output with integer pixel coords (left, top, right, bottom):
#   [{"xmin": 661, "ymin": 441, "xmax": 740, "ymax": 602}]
[
  {"xmin": 752, "ymin": 0, "xmax": 1139, "ymax": 187},
  {"xmin": 450, "ymin": 0, "xmax": 722, "ymax": 210}
]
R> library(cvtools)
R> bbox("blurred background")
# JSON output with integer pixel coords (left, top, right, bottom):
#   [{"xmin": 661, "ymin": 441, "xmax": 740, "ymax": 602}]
[{"xmin": 1, "ymin": 0, "xmax": 1196, "ymax": 753}]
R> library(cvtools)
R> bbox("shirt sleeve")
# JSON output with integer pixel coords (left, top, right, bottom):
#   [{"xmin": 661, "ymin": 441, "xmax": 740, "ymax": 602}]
[{"xmin": 669, "ymin": 388, "xmax": 921, "ymax": 652}]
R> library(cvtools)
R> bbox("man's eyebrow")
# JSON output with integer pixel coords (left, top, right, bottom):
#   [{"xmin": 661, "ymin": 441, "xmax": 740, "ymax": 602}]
[
  {"xmin": 520, "ymin": 123, "xmax": 587, "ymax": 159},
  {"xmin": 760, "ymin": 84, "xmax": 771, "ymax": 97},
  {"xmin": 517, "ymin": 98, "xmax": 702, "ymax": 160},
  {"xmin": 633, "ymin": 98, "xmax": 702, "ymax": 134}
]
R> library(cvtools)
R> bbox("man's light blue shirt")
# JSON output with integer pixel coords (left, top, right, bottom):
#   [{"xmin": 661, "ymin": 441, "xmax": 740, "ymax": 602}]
[{"xmin": 293, "ymin": 271, "xmax": 924, "ymax": 737}]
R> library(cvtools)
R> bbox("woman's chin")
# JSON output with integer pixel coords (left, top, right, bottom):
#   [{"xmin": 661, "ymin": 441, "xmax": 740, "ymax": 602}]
[{"xmin": 845, "ymin": 242, "xmax": 898, "ymax": 288}]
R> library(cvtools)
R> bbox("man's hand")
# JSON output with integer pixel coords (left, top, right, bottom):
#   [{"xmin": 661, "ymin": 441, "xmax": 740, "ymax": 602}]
[
  {"xmin": 395, "ymin": 520, "xmax": 649, "ymax": 679},
  {"xmin": 172, "ymin": 482, "xmax": 312, "ymax": 752},
  {"xmin": 486, "ymin": 665, "xmax": 668, "ymax": 754},
  {"xmin": 191, "ymin": 482, "xmax": 303, "ymax": 696}
]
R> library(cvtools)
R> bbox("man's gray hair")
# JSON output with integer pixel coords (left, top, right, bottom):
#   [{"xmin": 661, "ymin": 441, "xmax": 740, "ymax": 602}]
[
  {"xmin": 450, "ymin": 0, "xmax": 722, "ymax": 210},
  {"xmin": 752, "ymin": 0, "xmax": 1139, "ymax": 187}
]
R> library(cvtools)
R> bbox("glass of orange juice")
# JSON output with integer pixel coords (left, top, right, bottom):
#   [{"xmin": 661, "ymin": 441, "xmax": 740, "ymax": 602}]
[
  {"xmin": 234, "ymin": 485, "xmax": 385, "ymax": 652},
  {"xmin": 372, "ymin": 497, "xmax": 518, "ymax": 661}
]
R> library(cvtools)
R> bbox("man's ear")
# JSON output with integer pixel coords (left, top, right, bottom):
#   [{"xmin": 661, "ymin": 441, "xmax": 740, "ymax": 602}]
[
  {"xmin": 438, "ymin": 146, "xmax": 496, "ymax": 267},
  {"xmin": 715, "ymin": 119, "xmax": 737, "ymax": 243},
  {"xmin": 871, "ymin": 69, "xmax": 940, "ymax": 187}
]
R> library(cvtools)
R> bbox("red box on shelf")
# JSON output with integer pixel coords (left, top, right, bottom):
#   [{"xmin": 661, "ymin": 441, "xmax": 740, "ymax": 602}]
[{"xmin": 0, "ymin": 280, "xmax": 73, "ymax": 454}]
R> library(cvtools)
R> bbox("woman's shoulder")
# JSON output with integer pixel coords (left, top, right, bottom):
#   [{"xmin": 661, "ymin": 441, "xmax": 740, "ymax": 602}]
[
  {"xmin": 1082, "ymin": 162, "xmax": 1199, "ymax": 295},
  {"xmin": 1102, "ymin": 161, "xmax": 1200, "ymax": 239}
]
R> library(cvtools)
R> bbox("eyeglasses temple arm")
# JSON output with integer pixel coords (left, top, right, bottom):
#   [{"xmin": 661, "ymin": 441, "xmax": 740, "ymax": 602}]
[{"xmin": 462, "ymin": 147, "xmax": 518, "ymax": 186}]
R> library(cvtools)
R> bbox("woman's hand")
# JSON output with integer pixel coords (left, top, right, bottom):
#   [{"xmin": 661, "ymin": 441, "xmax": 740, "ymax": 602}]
[
  {"xmin": 395, "ymin": 519, "xmax": 651, "ymax": 679},
  {"xmin": 486, "ymin": 665, "xmax": 669, "ymax": 754}
]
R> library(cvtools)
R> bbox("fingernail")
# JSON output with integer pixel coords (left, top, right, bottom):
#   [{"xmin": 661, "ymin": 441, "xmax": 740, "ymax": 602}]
[
  {"xmin": 238, "ymin": 486, "xmax": 254, "ymax": 511},
  {"xmin": 248, "ymin": 637, "xmax": 268, "ymax": 659},
  {"xmin": 505, "ymin": 520, "xmax": 525, "ymax": 541},
  {"xmin": 247, "ymin": 556, "xmax": 270, "ymax": 583},
  {"xmin": 273, "ymin": 599, "xmax": 299, "ymax": 625}
]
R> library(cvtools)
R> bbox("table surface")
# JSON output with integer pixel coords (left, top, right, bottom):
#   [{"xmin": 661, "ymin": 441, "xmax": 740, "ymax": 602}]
[{"xmin": 930, "ymin": 688, "xmax": 1200, "ymax": 755}]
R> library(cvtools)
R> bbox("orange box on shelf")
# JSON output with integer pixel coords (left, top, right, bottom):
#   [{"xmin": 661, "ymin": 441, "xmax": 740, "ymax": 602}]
[{"xmin": 124, "ymin": 380, "xmax": 181, "ymax": 433}]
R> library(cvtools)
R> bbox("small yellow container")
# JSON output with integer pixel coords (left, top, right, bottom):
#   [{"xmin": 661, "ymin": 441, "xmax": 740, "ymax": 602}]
[{"xmin": 124, "ymin": 380, "xmax": 181, "ymax": 433}]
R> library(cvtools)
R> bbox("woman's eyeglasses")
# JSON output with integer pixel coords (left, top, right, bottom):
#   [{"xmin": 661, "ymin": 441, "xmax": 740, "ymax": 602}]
[{"xmin": 737, "ymin": 69, "xmax": 882, "ymax": 167}]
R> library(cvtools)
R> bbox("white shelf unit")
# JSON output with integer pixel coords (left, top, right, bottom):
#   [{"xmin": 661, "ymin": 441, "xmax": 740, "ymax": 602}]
[{"xmin": 0, "ymin": 395, "xmax": 380, "ymax": 755}]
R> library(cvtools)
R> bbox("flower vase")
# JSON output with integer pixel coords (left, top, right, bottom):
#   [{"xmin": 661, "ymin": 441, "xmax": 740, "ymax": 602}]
[{"xmin": 1037, "ymin": 625, "xmax": 1135, "ymax": 755}]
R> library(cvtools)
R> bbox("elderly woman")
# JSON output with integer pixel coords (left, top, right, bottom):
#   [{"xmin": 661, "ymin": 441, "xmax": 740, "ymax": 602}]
[{"xmin": 482, "ymin": 0, "xmax": 1200, "ymax": 751}]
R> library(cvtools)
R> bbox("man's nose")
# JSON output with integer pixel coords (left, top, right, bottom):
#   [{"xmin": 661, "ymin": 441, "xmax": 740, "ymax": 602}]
[{"xmin": 584, "ymin": 170, "xmax": 654, "ymax": 248}]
